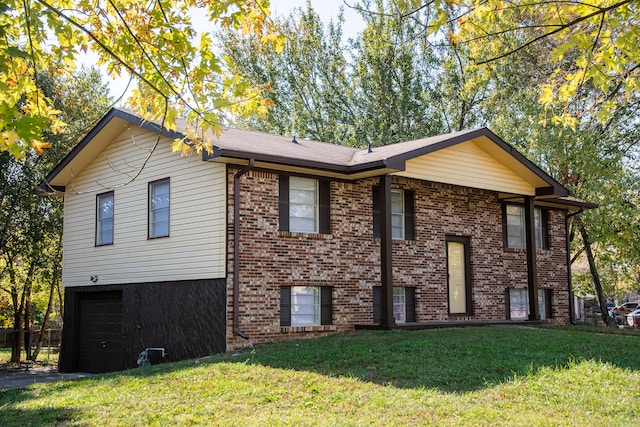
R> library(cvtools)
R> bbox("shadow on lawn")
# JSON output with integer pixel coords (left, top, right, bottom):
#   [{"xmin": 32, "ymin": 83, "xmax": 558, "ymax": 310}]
[
  {"xmin": 237, "ymin": 327, "xmax": 640, "ymax": 393},
  {"xmin": 0, "ymin": 385, "xmax": 78, "ymax": 427}
]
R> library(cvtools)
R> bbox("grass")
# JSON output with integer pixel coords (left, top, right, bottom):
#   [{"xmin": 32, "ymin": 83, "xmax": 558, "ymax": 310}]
[
  {"xmin": 0, "ymin": 348, "xmax": 59, "ymax": 367},
  {"xmin": 0, "ymin": 326, "xmax": 638, "ymax": 426}
]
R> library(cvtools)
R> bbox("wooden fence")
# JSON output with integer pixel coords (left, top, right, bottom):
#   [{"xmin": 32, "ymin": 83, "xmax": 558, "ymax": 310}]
[{"xmin": 0, "ymin": 328, "xmax": 62, "ymax": 349}]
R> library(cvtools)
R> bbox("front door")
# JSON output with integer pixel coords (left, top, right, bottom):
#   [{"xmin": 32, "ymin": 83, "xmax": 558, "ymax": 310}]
[
  {"xmin": 447, "ymin": 236, "xmax": 471, "ymax": 315},
  {"xmin": 76, "ymin": 292, "xmax": 123, "ymax": 373}
]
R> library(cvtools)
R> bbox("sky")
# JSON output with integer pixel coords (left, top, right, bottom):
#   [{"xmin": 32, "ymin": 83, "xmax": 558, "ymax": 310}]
[{"xmin": 92, "ymin": 0, "xmax": 364, "ymax": 101}]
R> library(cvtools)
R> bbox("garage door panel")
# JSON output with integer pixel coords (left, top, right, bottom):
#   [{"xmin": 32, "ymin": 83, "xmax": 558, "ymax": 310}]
[{"xmin": 77, "ymin": 292, "xmax": 123, "ymax": 373}]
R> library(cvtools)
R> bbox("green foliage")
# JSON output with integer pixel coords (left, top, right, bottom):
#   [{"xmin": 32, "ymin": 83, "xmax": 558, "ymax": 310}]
[
  {"xmin": 0, "ymin": 0, "xmax": 281, "ymax": 158},
  {"xmin": 221, "ymin": 2, "xmax": 447, "ymax": 147},
  {"xmin": 0, "ymin": 67, "xmax": 112, "ymax": 360},
  {"xmin": 409, "ymin": 0, "xmax": 640, "ymax": 127},
  {"xmin": 0, "ymin": 327, "xmax": 638, "ymax": 425}
]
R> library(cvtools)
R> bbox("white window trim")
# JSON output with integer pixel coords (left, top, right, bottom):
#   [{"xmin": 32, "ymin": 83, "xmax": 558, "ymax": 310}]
[
  {"xmin": 393, "ymin": 287, "xmax": 406, "ymax": 324},
  {"xmin": 509, "ymin": 288, "xmax": 548, "ymax": 320},
  {"xmin": 391, "ymin": 189, "xmax": 405, "ymax": 240},
  {"xmin": 289, "ymin": 176, "xmax": 319, "ymax": 234},
  {"xmin": 291, "ymin": 286, "xmax": 320, "ymax": 326}
]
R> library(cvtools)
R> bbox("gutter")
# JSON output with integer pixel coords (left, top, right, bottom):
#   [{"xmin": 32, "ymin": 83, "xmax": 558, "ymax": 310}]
[{"xmin": 232, "ymin": 159, "xmax": 255, "ymax": 339}]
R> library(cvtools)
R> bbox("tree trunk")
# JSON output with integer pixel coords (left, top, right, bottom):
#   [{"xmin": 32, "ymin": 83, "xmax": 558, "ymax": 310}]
[
  {"xmin": 576, "ymin": 217, "xmax": 611, "ymax": 326},
  {"xmin": 8, "ymin": 265, "xmax": 24, "ymax": 363},
  {"xmin": 10, "ymin": 289, "xmax": 21, "ymax": 363},
  {"xmin": 32, "ymin": 243, "xmax": 61, "ymax": 361},
  {"xmin": 24, "ymin": 285, "xmax": 32, "ymax": 361}
]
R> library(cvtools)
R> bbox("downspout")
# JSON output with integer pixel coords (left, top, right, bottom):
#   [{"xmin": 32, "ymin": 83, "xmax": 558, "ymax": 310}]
[
  {"xmin": 566, "ymin": 207, "xmax": 585, "ymax": 324},
  {"xmin": 233, "ymin": 159, "xmax": 255, "ymax": 339}
]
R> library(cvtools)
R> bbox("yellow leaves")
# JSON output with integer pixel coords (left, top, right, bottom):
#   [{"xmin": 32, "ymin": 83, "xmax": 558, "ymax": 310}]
[
  {"xmin": 1, "ymin": 131, "xmax": 24, "ymax": 158},
  {"xmin": 539, "ymin": 84, "xmax": 555, "ymax": 108},
  {"xmin": 32, "ymin": 140, "xmax": 52, "ymax": 155},
  {"xmin": 171, "ymin": 137, "xmax": 193, "ymax": 156},
  {"xmin": 0, "ymin": 0, "xmax": 284, "ymax": 158},
  {"xmin": 260, "ymin": 33, "xmax": 286, "ymax": 54}
]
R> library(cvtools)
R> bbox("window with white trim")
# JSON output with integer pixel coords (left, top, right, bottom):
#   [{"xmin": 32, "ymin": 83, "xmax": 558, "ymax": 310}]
[
  {"xmin": 291, "ymin": 286, "xmax": 320, "ymax": 326},
  {"xmin": 96, "ymin": 191, "xmax": 114, "ymax": 246},
  {"xmin": 393, "ymin": 287, "xmax": 406, "ymax": 324},
  {"xmin": 149, "ymin": 178, "xmax": 170, "ymax": 238},
  {"xmin": 505, "ymin": 204, "xmax": 548, "ymax": 249},
  {"xmin": 373, "ymin": 286, "xmax": 416, "ymax": 323},
  {"xmin": 290, "ymin": 177, "xmax": 318, "ymax": 233},
  {"xmin": 508, "ymin": 288, "xmax": 551, "ymax": 320},
  {"xmin": 280, "ymin": 286, "xmax": 332, "ymax": 327},
  {"xmin": 372, "ymin": 187, "xmax": 415, "ymax": 240},
  {"xmin": 391, "ymin": 189, "xmax": 405, "ymax": 240},
  {"xmin": 509, "ymin": 288, "xmax": 529, "ymax": 320}
]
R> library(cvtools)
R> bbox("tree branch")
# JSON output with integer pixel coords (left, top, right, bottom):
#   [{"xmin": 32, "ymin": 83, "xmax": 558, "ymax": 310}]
[
  {"xmin": 35, "ymin": 0, "xmax": 168, "ymax": 101},
  {"xmin": 475, "ymin": 0, "xmax": 634, "ymax": 65}
]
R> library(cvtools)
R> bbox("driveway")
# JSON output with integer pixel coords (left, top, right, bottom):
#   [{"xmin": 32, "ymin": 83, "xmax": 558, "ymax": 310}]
[{"xmin": 0, "ymin": 365, "xmax": 94, "ymax": 391}]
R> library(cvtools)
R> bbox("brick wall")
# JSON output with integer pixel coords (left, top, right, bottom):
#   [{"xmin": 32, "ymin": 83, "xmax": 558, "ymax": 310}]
[{"xmin": 226, "ymin": 169, "xmax": 570, "ymax": 351}]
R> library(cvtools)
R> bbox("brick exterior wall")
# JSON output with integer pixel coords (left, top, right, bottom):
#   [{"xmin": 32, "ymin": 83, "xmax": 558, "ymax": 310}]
[{"xmin": 226, "ymin": 168, "xmax": 570, "ymax": 351}]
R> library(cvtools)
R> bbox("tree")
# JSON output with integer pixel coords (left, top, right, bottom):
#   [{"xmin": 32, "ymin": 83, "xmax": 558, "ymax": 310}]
[
  {"xmin": 381, "ymin": 0, "xmax": 639, "ymax": 128},
  {"xmin": 222, "ymin": 1, "xmax": 448, "ymax": 146},
  {"xmin": 0, "ymin": 67, "xmax": 112, "ymax": 362},
  {"xmin": 0, "ymin": 0, "xmax": 282, "ymax": 158}
]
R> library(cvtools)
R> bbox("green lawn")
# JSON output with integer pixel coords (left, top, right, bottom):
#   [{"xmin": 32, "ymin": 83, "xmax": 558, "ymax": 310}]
[
  {"xmin": 0, "ymin": 348, "xmax": 59, "ymax": 366},
  {"xmin": 1, "ymin": 326, "xmax": 638, "ymax": 426}
]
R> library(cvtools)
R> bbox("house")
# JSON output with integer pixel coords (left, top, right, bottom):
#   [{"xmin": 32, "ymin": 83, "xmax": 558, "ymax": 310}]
[{"xmin": 40, "ymin": 108, "xmax": 595, "ymax": 373}]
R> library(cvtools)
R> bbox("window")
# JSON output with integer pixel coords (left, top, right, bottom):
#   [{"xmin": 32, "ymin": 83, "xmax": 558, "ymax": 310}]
[
  {"xmin": 504, "ymin": 204, "xmax": 548, "ymax": 249},
  {"xmin": 508, "ymin": 288, "xmax": 529, "ymax": 320},
  {"xmin": 507, "ymin": 288, "xmax": 552, "ymax": 320},
  {"xmin": 373, "ymin": 287, "xmax": 416, "ymax": 323},
  {"xmin": 280, "ymin": 286, "xmax": 332, "ymax": 327},
  {"xmin": 447, "ymin": 236, "xmax": 472, "ymax": 315},
  {"xmin": 279, "ymin": 175, "xmax": 330, "ymax": 234},
  {"xmin": 393, "ymin": 287, "xmax": 406, "ymax": 324},
  {"xmin": 373, "ymin": 187, "xmax": 414, "ymax": 240},
  {"xmin": 96, "ymin": 192, "xmax": 114, "ymax": 246},
  {"xmin": 149, "ymin": 179, "xmax": 170, "ymax": 238},
  {"xmin": 391, "ymin": 189, "xmax": 405, "ymax": 240},
  {"xmin": 290, "ymin": 177, "xmax": 318, "ymax": 233}
]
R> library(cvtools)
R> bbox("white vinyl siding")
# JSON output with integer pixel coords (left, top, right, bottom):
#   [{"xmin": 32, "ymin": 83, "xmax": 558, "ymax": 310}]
[
  {"xmin": 396, "ymin": 139, "xmax": 536, "ymax": 195},
  {"xmin": 61, "ymin": 128, "xmax": 227, "ymax": 286}
]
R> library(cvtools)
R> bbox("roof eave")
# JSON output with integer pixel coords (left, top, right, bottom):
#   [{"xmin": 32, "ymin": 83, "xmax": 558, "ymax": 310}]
[
  {"xmin": 204, "ymin": 148, "xmax": 394, "ymax": 177},
  {"xmin": 39, "ymin": 108, "xmax": 186, "ymax": 193}
]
